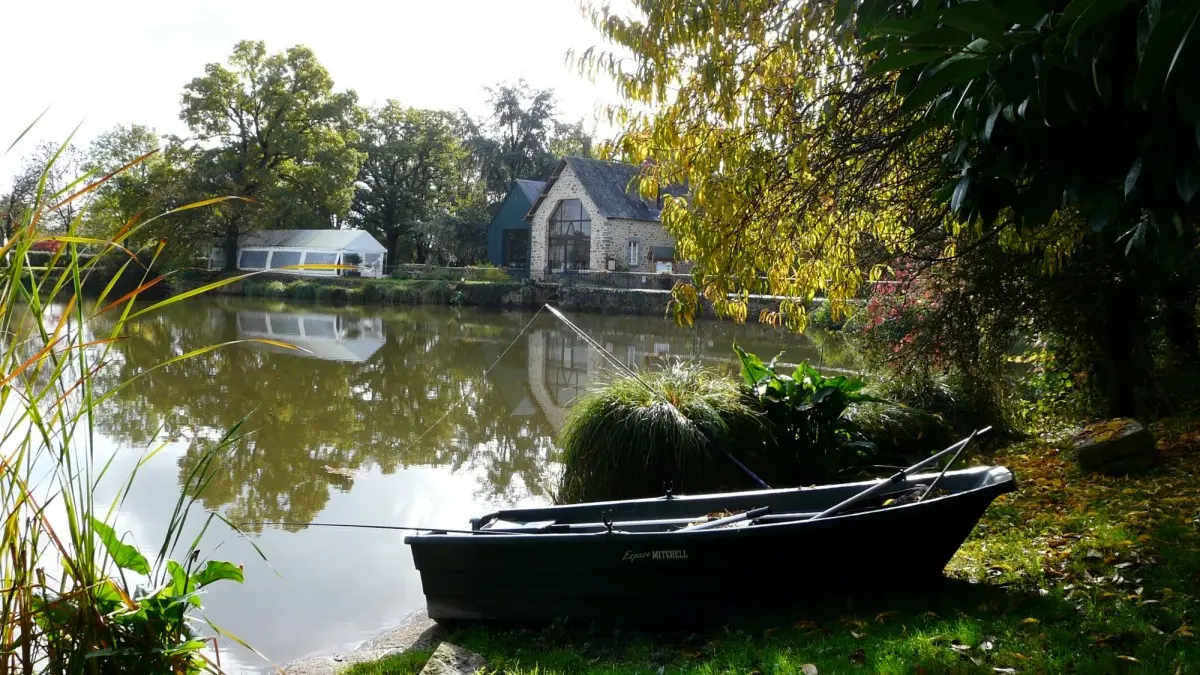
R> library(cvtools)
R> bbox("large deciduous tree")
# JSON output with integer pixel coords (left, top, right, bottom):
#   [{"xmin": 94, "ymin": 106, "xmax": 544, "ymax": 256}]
[
  {"xmin": 584, "ymin": 1, "xmax": 938, "ymax": 327},
  {"xmin": 350, "ymin": 102, "xmax": 465, "ymax": 263},
  {"xmin": 587, "ymin": 0, "xmax": 1200, "ymax": 416},
  {"xmin": 180, "ymin": 40, "xmax": 363, "ymax": 270},
  {"xmin": 465, "ymin": 80, "xmax": 595, "ymax": 205}
]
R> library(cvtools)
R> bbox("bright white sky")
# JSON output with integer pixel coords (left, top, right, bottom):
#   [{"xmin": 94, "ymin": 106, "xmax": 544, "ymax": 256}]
[{"xmin": 0, "ymin": 0, "xmax": 631, "ymax": 171}]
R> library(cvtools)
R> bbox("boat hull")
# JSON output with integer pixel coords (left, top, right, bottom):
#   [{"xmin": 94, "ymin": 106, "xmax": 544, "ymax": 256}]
[{"xmin": 406, "ymin": 466, "xmax": 1015, "ymax": 623}]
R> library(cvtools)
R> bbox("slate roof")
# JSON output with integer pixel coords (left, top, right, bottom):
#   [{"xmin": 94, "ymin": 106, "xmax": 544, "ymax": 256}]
[
  {"xmin": 514, "ymin": 179, "xmax": 546, "ymax": 204},
  {"xmin": 526, "ymin": 156, "xmax": 686, "ymax": 223},
  {"xmin": 238, "ymin": 229, "xmax": 386, "ymax": 252}
]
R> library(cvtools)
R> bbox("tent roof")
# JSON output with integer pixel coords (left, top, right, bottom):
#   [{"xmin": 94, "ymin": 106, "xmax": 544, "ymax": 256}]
[{"xmin": 239, "ymin": 229, "xmax": 386, "ymax": 252}]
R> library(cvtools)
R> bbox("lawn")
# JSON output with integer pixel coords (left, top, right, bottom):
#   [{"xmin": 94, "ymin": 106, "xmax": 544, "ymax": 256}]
[{"xmin": 347, "ymin": 414, "xmax": 1200, "ymax": 674}]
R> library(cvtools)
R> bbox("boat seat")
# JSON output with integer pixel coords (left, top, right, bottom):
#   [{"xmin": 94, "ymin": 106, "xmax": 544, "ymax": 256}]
[{"xmin": 487, "ymin": 519, "xmax": 556, "ymax": 531}]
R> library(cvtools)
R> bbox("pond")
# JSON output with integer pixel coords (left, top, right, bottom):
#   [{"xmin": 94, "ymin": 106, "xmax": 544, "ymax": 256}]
[{"xmin": 88, "ymin": 297, "xmax": 845, "ymax": 672}]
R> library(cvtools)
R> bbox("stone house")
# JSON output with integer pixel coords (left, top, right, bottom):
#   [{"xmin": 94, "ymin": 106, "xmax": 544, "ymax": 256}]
[{"xmin": 525, "ymin": 157, "xmax": 681, "ymax": 278}]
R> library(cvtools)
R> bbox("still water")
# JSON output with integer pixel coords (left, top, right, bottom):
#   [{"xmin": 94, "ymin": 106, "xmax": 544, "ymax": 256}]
[{"xmin": 91, "ymin": 297, "xmax": 836, "ymax": 672}]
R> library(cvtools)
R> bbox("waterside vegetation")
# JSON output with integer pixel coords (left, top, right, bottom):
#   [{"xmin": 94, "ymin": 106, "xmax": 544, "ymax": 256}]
[{"xmin": 0, "ymin": 139, "xmax": 270, "ymax": 672}]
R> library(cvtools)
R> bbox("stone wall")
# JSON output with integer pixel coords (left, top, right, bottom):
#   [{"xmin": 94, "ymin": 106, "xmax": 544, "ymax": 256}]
[
  {"xmin": 601, "ymin": 217, "xmax": 677, "ymax": 273},
  {"xmin": 553, "ymin": 285, "xmax": 794, "ymax": 321}
]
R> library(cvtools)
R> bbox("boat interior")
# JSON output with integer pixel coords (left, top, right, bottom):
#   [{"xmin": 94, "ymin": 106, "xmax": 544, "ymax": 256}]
[{"xmin": 468, "ymin": 466, "xmax": 1014, "ymax": 535}]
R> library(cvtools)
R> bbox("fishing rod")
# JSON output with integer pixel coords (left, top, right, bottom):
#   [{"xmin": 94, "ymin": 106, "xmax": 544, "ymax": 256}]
[
  {"xmin": 542, "ymin": 303, "xmax": 772, "ymax": 490},
  {"xmin": 809, "ymin": 426, "xmax": 991, "ymax": 521},
  {"xmin": 245, "ymin": 521, "xmax": 536, "ymax": 536}
]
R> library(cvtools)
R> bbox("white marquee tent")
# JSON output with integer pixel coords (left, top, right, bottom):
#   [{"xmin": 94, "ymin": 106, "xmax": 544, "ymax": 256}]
[{"xmin": 208, "ymin": 229, "xmax": 387, "ymax": 277}]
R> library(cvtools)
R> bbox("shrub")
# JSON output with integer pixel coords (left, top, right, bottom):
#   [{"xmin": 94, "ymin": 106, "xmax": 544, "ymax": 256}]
[
  {"xmin": 314, "ymin": 284, "xmax": 336, "ymax": 302},
  {"xmin": 842, "ymin": 402, "xmax": 955, "ymax": 464},
  {"xmin": 557, "ymin": 360, "xmax": 767, "ymax": 503},
  {"xmin": 735, "ymin": 346, "xmax": 882, "ymax": 486},
  {"xmin": 465, "ymin": 264, "xmax": 511, "ymax": 282},
  {"xmin": 344, "ymin": 252, "xmax": 362, "ymax": 278},
  {"xmin": 362, "ymin": 282, "xmax": 388, "ymax": 303},
  {"xmin": 291, "ymin": 281, "xmax": 317, "ymax": 300}
]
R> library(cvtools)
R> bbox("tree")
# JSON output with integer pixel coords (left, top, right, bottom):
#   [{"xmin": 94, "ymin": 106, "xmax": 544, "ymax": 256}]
[
  {"xmin": 465, "ymin": 81, "xmax": 594, "ymax": 205},
  {"xmin": 852, "ymin": 0, "xmax": 1200, "ymax": 412},
  {"xmin": 350, "ymin": 102, "xmax": 465, "ymax": 263},
  {"xmin": 83, "ymin": 124, "xmax": 164, "ymax": 239},
  {"xmin": 2, "ymin": 142, "xmax": 90, "ymax": 236},
  {"xmin": 179, "ymin": 40, "xmax": 363, "ymax": 270},
  {"xmin": 583, "ymin": 1, "xmax": 936, "ymax": 328}
]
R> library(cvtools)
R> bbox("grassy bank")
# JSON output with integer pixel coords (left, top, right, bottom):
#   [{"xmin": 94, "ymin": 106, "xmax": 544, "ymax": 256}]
[
  {"xmin": 218, "ymin": 274, "xmax": 526, "ymax": 307},
  {"xmin": 348, "ymin": 414, "xmax": 1200, "ymax": 674}
]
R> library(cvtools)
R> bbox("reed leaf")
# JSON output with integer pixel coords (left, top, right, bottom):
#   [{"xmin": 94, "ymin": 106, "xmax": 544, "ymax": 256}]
[{"xmin": 0, "ymin": 128, "xmax": 268, "ymax": 673}]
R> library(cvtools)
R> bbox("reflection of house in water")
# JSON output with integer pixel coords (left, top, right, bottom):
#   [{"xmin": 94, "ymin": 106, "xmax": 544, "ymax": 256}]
[
  {"xmin": 236, "ymin": 310, "xmax": 385, "ymax": 362},
  {"xmin": 527, "ymin": 328, "xmax": 680, "ymax": 432}
]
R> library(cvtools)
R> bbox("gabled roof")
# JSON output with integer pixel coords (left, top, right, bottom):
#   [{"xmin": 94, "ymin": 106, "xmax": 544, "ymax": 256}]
[
  {"xmin": 239, "ymin": 229, "xmax": 386, "ymax": 253},
  {"xmin": 514, "ymin": 179, "xmax": 546, "ymax": 203},
  {"xmin": 526, "ymin": 157, "xmax": 685, "ymax": 223}
]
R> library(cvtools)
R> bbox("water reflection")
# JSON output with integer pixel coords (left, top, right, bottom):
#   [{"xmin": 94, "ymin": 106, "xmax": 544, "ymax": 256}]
[
  {"xmin": 236, "ymin": 310, "xmax": 385, "ymax": 362},
  {"xmin": 89, "ymin": 298, "xmax": 831, "ymax": 671}
]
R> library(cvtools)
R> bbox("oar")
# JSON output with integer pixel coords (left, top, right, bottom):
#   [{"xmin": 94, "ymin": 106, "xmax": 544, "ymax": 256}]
[
  {"xmin": 915, "ymin": 427, "xmax": 981, "ymax": 503},
  {"xmin": 679, "ymin": 506, "xmax": 770, "ymax": 531},
  {"xmin": 807, "ymin": 427, "xmax": 991, "ymax": 522}
]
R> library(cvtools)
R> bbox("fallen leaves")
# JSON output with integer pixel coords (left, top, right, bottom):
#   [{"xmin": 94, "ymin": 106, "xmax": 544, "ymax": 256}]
[{"xmin": 874, "ymin": 611, "xmax": 899, "ymax": 624}]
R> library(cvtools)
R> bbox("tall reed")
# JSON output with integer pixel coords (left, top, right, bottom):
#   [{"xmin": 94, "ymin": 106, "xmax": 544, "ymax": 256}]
[{"xmin": 0, "ymin": 130, "xmax": 284, "ymax": 673}]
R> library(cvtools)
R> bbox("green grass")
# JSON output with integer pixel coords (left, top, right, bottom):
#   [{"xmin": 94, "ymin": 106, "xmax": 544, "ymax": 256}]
[
  {"xmin": 341, "ymin": 649, "xmax": 433, "ymax": 674},
  {"xmin": 357, "ymin": 414, "xmax": 1200, "ymax": 674}
]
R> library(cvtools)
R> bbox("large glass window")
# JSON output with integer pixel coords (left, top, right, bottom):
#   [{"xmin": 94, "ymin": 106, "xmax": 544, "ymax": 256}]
[
  {"xmin": 547, "ymin": 199, "xmax": 591, "ymax": 270},
  {"xmin": 302, "ymin": 251, "xmax": 338, "ymax": 266},
  {"xmin": 238, "ymin": 249, "xmax": 268, "ymax": 270},
  {"xmin": 269, "ymin": 251, "xmax": 302, "ymax": 269},
  {"xmin": 502, "ymin": 229, "xmax": 530, "ymax": 267}
]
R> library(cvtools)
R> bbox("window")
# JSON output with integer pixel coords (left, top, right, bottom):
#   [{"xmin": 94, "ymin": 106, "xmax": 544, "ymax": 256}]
[
  {"xmin": 627, "ymin": 240, "xmax": 640, "ymax": 266},
  {"xmin": 547, "ymin": 199, "xmax": 591, "ymax": 270},
  {"xmin": 302, "ymin": 316, "xmax": 338, "ymax": 339},
  {"xmin": 302, "ymin": 251, "xmax": 338, "ymax": 266},
  {"xmin": 269, "ymin": 315, "xmax": 302, "ymax": 337},
  {"xmin": 238, "ymin": 249, "xmax": 268, "ymax": 270},
  {"xmin": 502, "ymin": 229, "xmax": 530, "ymax": 267},
  {"xmin": 269, "ymin": 251, "xmax": 302, "ymax": 269}
]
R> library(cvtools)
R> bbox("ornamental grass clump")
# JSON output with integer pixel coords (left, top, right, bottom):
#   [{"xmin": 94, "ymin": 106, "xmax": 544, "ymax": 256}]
[{"xmin": 556, "ymin": 360, "xmax": 766, "ymax": 504}]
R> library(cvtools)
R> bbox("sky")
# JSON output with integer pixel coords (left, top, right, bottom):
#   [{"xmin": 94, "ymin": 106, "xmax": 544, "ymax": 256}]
[{"xmin": 0, "ymin": 0, "xmax": 630, "ymax": 170}]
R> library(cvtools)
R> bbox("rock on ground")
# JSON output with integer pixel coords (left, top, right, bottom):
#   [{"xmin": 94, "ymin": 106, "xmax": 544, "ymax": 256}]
[
  {"xmin": 419, "ymin": 643, "xmax": 487, "ymax": 675},
  {"xmin": 281, "ymin": 609, "xmax": 444, "ymax": 675},
  {"xmin": 1073, "ymin": 418, "xmax": 1157, "ymax": 475}
]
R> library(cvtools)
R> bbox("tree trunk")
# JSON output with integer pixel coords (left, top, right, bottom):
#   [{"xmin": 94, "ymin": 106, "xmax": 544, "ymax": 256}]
[
  {"xmin": 222, "ymin": 221, "xmax": 240, "ymax": 272},
  {"xmin": 386, "ymin": 229, "xmax": 401, "ymax": 268}
]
